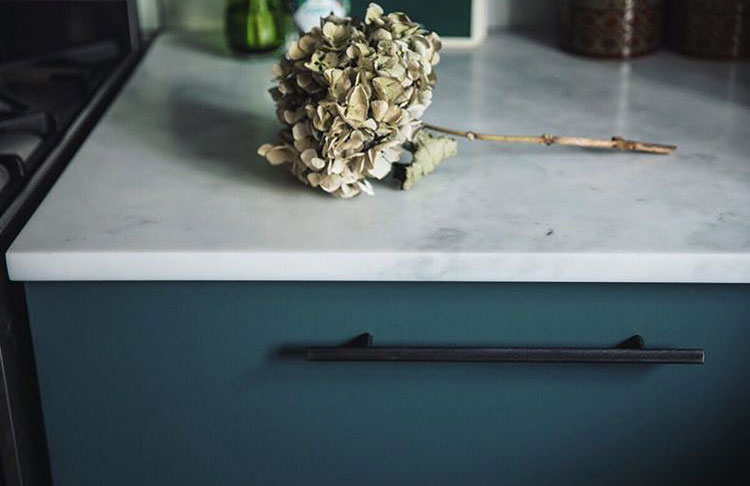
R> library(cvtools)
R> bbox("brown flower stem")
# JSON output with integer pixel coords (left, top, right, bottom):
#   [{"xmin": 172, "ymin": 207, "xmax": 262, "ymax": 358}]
[{"xmin": 422, "ymin": 123, "xmax": 676, "ymax": 155}]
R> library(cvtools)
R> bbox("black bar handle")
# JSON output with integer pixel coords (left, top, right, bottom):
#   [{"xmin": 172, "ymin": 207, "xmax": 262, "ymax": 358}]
[{"xmin": 306, "ymin": 334, "xmax": 704, "ymax": 364}]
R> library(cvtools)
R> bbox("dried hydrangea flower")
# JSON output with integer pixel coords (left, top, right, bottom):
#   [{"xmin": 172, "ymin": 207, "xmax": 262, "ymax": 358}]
[{"xmin": 258, "ymin": 2, "xmax": 442, "ymax": 198}]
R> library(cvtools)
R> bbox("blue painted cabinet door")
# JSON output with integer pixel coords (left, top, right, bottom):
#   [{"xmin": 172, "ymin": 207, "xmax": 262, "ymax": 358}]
[{"xmin": 24, "ymin": 282, "xmax": 750, "ymax": 485}]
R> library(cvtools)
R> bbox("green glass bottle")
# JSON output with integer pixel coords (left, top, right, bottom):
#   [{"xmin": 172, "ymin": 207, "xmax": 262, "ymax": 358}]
[{"xmin": 225, "ymin": 0, "xmax": 284, "ymax": 53}]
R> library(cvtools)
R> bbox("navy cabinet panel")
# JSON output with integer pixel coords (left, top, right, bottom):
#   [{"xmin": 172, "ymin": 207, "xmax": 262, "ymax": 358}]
[{"xmin": 24, "ymin": 282, "xmax": 750, "ymax": 485}]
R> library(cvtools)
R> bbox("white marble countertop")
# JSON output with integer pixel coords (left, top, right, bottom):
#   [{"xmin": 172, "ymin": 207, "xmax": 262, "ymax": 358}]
[{"xmin": 7, "ymin": 32, "xmax": 750, "ymax": 282}]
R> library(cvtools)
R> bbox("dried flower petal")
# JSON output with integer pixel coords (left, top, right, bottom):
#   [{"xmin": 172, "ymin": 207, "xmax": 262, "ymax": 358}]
[
  {"xmin": 257, "ymin": 143, "xmax": 274, "ymax": 157},
  {"xmin": 307, "ymin": 172, "xmax": 321, "ymax": 186},
  {"xmin": 319, "ymin": 174, "xmax": 343, "ymax": 193},
  {"xmin": 345, "ymin": 84, "xmax": 369, "ymax": 124},
  {"xmin": 368, "ymin": 151, "xmax": 391, "ymax": 179},
  {"xmin": 358, "ymin": 179, "xmax": 374, "ymax": 195},
  {"xmin": 365, "ymin": 3, "xmax": 384, "ymax": 24},
  {"xmin": 263, "ymin": 145, "xmax": 297, "ymax": 166},
  {"xmin": 370, "ymin": 100, "xmax": 389, "ymax": 121},
  {"xmin": 372, "ymin": 77, "xmax": 404, "ymax": 103},
  {"xmin": 292, "ymin": 122, "xmax": 310, "ymax": 140},
  {"xmin": 298, "ymin": 34, "xmax": 317, "ymax": 53}
]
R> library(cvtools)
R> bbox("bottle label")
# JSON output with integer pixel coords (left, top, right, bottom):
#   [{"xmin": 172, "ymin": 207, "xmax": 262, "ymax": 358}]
[{"xmin": 294, "ymin": 0, "xmax": 350, "ymax": 33}]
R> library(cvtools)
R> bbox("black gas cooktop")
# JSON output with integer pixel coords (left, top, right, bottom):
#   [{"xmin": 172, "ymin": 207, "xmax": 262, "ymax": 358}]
[{"xmin": 0, "ymin": 40, "xmax": 122, "ymax": 212}]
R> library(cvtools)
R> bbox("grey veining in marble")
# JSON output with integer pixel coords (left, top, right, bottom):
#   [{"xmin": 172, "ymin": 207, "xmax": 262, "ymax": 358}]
[{"xmin": 7, "ymin": 32, "xmax": 750, "ymax": 282}]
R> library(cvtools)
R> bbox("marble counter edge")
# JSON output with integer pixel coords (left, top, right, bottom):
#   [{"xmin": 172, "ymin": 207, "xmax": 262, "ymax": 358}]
[{"xmin": 7, "ymin": 250, "xmax": 750, "ymax": 283}]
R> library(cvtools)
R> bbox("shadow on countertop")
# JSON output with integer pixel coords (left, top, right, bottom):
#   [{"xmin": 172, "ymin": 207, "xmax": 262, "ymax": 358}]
[{"xmin": 165, "ymin": 87, "xmax": 303, "ymax": 193}]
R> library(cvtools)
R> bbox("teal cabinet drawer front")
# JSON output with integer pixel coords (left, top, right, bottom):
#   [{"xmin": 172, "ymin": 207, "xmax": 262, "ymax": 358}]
[{"xmin": 25, "ymin": 282, "xmax": 750, "ymax": 486}]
